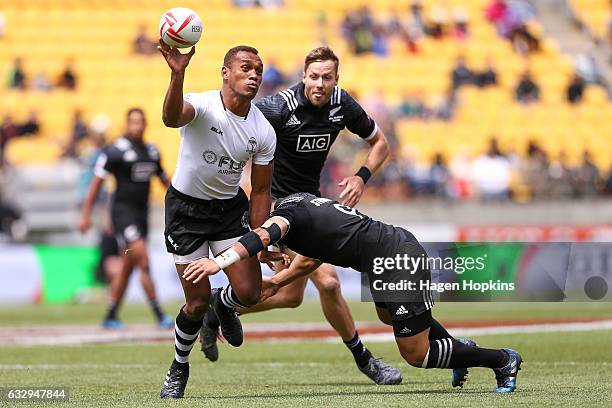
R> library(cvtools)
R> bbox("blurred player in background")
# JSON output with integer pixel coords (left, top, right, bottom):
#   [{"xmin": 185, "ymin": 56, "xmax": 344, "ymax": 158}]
[
  {"xmin": 201, "ymin": 46, "xmax": 401, "ymax": 385},
  {"xmin": 157, "ymin": 41, "xmax": 277, "ymax": 399},
  {"xmin": 184, "ymin": 193, "xmax": 523, "ymax": 393},
  {"xmin": 80, "ymin": 108, "xmax": 173, "ymax": 329}
]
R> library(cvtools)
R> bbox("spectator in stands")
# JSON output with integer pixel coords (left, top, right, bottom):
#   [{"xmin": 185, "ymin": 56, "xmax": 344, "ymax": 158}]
[
  {"xmin": 408, "ymin": 1, "xmax": 426, "ymax": 39},
  {"xmin": 32, "ymin": 71, "xmax": 52, "ymax": 92},
  {"xmin": 430, "ymin": 152, "xmax": 450, "ymax": 197},
  {"xmin": 0, "ymin": 12, "xmax": 6, "ymax": 38},
  {"xmin": 371, "ymin": 25, "xmax": 390, "ymax": 57},
  {"xmin": 475, "ymin": 58, "xmax": 498, "ymax": 87},
  {"xmin": 471, "ymin": 138, "xmax": 512, "ymax": 201},
  {"xmin": 432, "ymin": 88, "xmax": 457, "ymax": 121},
  {"xmin": 57, "ymin": 60, "xmax": 77, "ymax": 90},
  {"xmin": 604, "ymin": 164, "xmax": 612, "ymax": 195},
  {"xmin": 17, "ymin": 111, "xmax": 40, "ymax": 136},
  {"xmin": 566, "ymin": 72, "xmax": 585, "ymax": 104},
  {"xmin": 521, "ymin": 140, "xmax": 549, "ymax": 199},
  {"xmin": 397, "ymin": 90, "xmax": 427, "ymax": 119},
  {"xmin": 515, "ymin": 69, "xmax": 540, "ymax": 105},
  {"xmin": 575, "ymin": 53, "xmax": 612, "ymax": 99},
  {"xmin": 426, "ymin": 4, "xmax": 448, "ymax": 39},
  {"xmin": 78, "ymin": 131, "xmax": 108, "ymax": 205},
  {"xmin": 133, "ymin": 25, "xmax": 157, "ymax": 55},
  {"xmin": 378, "ymin": 153, "xmax": 410, "ymax": 199},
  {"xmin": 62, "ymin": 110, "xmax": 89, "ymax": 158},
  {"xmin": 8, "ymin": 58, "xmax": 26, "ymax": 90},
  {"xmin": 574, "ymin": 150, "xmax": 601, "ymax": 197},
  {"xmin": 608, "ymin": 14, "xmax": 612, "ymax": 64},
  {"xmin": 485, "ymin": 0, "xmax": 539, "ymax": 55},
  {"xmin": 451, "ymin": 56, "xmax": 474, "ymax": 89},
  {"xmin": 452, "ymin": 6, "xmax": 469, "ymax": 40},
  {"xmin": 548, "ymin": 150, "xmax": 576, "ymax": 198},
  {"xmin": 260, "ymin": 59, "xmax": 286, "ymax": 97},
  {"xmin": 0, "ymin": 115, "xmax": 18, "ymax": 166}
]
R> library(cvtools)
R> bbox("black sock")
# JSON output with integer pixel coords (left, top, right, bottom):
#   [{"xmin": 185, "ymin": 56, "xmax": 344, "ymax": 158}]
[
  {"xmin": 173, "ymin": 307, "xmax": 202, "ymax": 365},
  {"xmin": 220, "ymin": 286, "xmax": 248, "ymax": 309},
  {"xmin": 428, "ymin": 318, "xmax": 454, "ymax": 340},
  {"xmin": 424, "ymin": 338, "xmax": 507, "ymax": 369},
  {"xmin": 105, "ymin": 303, "xmax": 119, "ymax": 320},
  {"xmin": 344, "ymin": 332, "xmax": 373, "ymax": 367},
  {"xmin": 150, "ymin": 299, "xmax": 164, "ymax": 320}
]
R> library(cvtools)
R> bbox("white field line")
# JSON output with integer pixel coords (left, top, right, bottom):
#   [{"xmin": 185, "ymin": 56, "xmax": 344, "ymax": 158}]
[
  {"xmin": 1, "ymin": 361, "xmax": 610, "ymax": 370},
  {"xmin": 2, "ymin": 320, "xmax": 611, "ymax": 346}
]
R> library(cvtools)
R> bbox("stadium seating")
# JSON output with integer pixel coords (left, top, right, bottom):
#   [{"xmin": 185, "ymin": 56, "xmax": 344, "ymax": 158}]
[
  {"xmin": 0, "ymin": 0, "xmax": 610, "ymax": 202},
  {"xmin": 570, "ymin": 0, "xmax": 610, "ymax": 38}
]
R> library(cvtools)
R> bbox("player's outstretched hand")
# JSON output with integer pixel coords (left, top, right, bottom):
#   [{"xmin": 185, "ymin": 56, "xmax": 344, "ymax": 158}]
[
  {"xmin": 158, "ymin": 38, "xmax": 195, "ymax": 73},
  {"xmin": 183, "ymin": 258, "xmax": 220, "ymax": 284},
  {"xmin": 338, "ymin": 175, "xmax": 365, "ymax": 208},
  {"xmin": 258, "ymin": 249, "xmax": 291, "ymax": 269},
  {"xmin": 260, "ymin": 276, "xmax": 280, "ymax": 302}
]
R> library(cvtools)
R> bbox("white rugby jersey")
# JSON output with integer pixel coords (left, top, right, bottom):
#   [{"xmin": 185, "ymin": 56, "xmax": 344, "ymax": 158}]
[{"xmin": 171, "ymin": 90, "xmax": 276, "ymax": 200}]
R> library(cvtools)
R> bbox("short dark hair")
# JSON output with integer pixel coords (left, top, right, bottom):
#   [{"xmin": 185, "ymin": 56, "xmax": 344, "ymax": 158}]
[
  {"xmin": 304, "ymin": 46, "xmax": 339, "ymax": 73},
  {"xmin": 223, "ymin": 45, "xmax": 259, "ymax": 67},
  {"xmin": 127, "ymin": 107, "xmax": 146, "ymax": 121}
]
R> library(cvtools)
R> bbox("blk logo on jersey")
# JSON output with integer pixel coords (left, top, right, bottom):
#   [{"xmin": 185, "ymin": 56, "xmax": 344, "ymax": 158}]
[
  {"xmin": 296, "ymin": 134, "xmax": 330, "ymax": 152},
  {"xmin": 210, "ymin": 126, "xmax": 223, "ymax": 136}
]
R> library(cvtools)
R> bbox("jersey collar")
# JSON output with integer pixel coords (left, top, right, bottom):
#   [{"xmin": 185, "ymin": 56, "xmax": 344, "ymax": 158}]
[{"xmin": 219, "ymin": 91, "xmax": 250, "ymax": 120}]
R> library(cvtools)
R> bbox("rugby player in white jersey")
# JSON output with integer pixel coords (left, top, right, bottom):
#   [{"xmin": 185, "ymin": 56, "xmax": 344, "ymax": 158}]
[{"xmin": 157, "ymin": 41, "xmax": 277, "ymax": 399}]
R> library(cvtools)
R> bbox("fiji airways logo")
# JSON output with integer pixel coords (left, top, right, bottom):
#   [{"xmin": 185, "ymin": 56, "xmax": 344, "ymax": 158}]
[
  {"xmin": 296, "ymin": 134, "xmax": 330, "ymax": 152},
  {"xmin": 328, "ymin": 106, "xmax": 343, "ymax": 123}
]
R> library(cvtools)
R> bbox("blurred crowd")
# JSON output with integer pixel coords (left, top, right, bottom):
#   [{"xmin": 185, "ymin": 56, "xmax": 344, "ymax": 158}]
[
  {"xmin": 339, "ymin": 0, "xmax": 542, "ymax": 57},
  {"xmin": 321, "ymin": 138, "xmax": 612, "ymax": 203}
]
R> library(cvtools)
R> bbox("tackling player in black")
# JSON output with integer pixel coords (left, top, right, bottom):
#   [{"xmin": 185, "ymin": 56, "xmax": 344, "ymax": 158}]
[
  {"xmin": 201, "ymin": 46, "xmax": 401, "ymax": 385},
  {"xmin": 80, "ymin": 108, "xmax": 172, "ymax": 329},
  {"xmin": 183, "ymin": 193, "xmax": 523, "ymax": 393}
]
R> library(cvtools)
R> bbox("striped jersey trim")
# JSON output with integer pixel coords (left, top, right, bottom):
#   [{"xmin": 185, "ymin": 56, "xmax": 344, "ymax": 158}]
[
  {"xmin": 331, "ymin": 86, "xmax": 342, "ymax": 105},
  {"xmin": 279, "ymin": 89, "xmax": 298, "ymax": 110}
]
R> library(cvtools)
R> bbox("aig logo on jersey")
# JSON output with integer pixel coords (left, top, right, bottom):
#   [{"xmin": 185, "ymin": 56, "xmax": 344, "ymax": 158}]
[{"xmin": 297, "ymin": 134, "xmax": 330, "ymax": 152}]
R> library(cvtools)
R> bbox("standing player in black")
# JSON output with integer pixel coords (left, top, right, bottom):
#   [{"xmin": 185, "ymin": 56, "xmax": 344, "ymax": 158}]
[
  {"xmin": 200, "ymin": 46, "xmax": 401, "ymax": 385},
  {"xmin": 80, "ymin": 108, "xmax": 173, "ymax": 329},
  {"xmin": 183, "ymin": 193, "xmax": 523, "ymax": 393}
]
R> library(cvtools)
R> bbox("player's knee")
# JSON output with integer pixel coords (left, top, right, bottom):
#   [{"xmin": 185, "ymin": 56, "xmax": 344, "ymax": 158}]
[
  {"xmin": 400, "ymin": 348, "xmax": 427, "ymax": 368},
  {"xmin": 233, "ymin": 287, "xmax": 260, "ymax": 307},
  {"xmin": 281, "ymin": 292, "xmax": 304, "ymax": 308},
  {"xmin": 184, "ymin": 298, "xmax": 208, "ymax": 320},
  {"xmin": 139, "ymin": 264, "xmax": 151, "ymax": 276},
  {"xmin": 317, "ymin": 275, "xmax": 340, "ymax": 296}
]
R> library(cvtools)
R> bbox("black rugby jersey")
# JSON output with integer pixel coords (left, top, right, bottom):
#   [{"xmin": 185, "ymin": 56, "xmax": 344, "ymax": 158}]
[
  {"xmin": 270, "ymin": 193, "xmax": 405, "ymax": 273},
  {"xmin": 94, "ymin": 136, "xmax": 165, "ymax": 211},
  {"xmin": 256, "ymin": 83, "xmax": 377, "ymax": 198}
]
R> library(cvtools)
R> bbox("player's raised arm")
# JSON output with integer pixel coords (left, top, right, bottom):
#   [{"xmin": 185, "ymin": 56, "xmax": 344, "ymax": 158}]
[
  {"xmin": 158, "ymin": 39, "xmax": 196, "ymax": 128},
  {"xmin": 182, "ymin": 216, "xmax": 290, "ymax": 283}
]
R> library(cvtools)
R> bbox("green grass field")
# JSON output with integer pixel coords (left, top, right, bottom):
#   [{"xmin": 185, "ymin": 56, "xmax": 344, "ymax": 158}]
[{"xmin": 1, "ymin": 301, "xmax": 611, "ymax": 407}]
